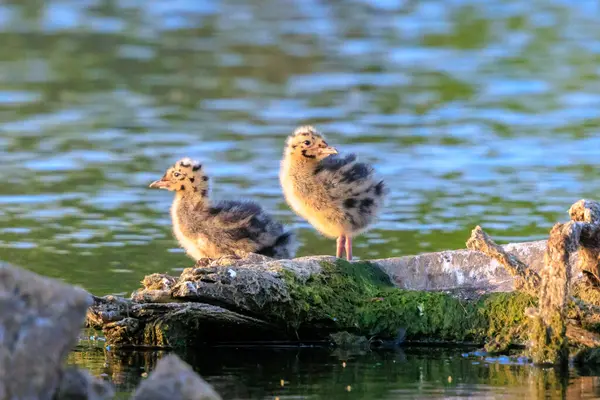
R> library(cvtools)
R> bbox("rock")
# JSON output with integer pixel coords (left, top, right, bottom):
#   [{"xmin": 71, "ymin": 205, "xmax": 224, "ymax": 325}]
[
  {"xmin": 79, "ymin": 199, "xmax": 600, "ymax": 365},
  {"xmin": 131, "ymin": 354, "xmax": 221, "ymax": 400},
  {"xmin": 0, "ymin": 263, "xmax": 92, "ymax": 399},
  {"xmin": 88, "ymin": 297, "xmax": 280, "ymax": 348},
  {"xmin": 84, "ymin": 203, "xmax": 600, "ymax": 351},
  {"xmin": 54, "ymin": 367, "xmax": 115, "ymax": 400},
  {"xmin": 87, "ymin": 255, "xmax": 537, "ymax": 349}
]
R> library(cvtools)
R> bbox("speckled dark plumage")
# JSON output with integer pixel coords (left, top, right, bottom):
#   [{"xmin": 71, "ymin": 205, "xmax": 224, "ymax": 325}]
[
  {"xmin": 150, "ymin": 158, "xmax": 296, "ymax": 261},
  {"xmin": 310, "ymin": 153, "xmax": 386, "ymax": 233}
]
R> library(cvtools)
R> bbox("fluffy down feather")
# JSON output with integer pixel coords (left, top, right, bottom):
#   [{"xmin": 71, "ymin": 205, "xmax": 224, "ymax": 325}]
[{"xmin": 150, "ymin": 158, "xmax": 296, "ymax": 261}]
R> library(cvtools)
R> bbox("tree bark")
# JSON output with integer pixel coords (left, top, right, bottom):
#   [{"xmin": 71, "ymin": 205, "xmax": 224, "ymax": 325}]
[{"xmin": 529, "ymin": 222, "xmax": 579, "ymax": 365}]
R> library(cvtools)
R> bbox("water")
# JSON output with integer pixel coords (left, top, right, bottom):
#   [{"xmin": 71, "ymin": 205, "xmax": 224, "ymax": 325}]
[
  {"xmin": 70, "ymin": 342, "xmax": 600, "ymax": 399},
  {"xmin": 3, "ymin": 0, "xmax": 600, "ymax": 397}
]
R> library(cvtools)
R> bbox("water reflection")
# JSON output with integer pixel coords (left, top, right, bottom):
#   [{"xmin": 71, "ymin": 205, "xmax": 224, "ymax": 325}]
[
  {"xmin": 2, "ymin": 0, "xmax": 600, "ymax": 296},
  {"xmin": 68, "ymin": 343, "xmax": 600, "ymax": 399}
]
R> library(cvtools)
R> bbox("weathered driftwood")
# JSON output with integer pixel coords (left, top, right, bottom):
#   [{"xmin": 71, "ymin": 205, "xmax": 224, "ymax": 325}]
[
  {"xmin": 467, "ymin": 199, "xmax": 600, "ymax": 364},
  {"xmin": 87, "ymin": 253, "xmax": 538, "ymax": 349},
  {"xmin": 374, "ymin": 239, "xmax": 547, "ymax": 292},
  {"xmin": 466, "ymin": 225, "xmax": 600, "ymax": 348},
  {"xmin": 86, "ymin": 199, "xmax": 600, "ymax": 362},
  {"xmin": 534, "ymin": 200, "xmax": 600, "ymax": 365},
  {"xmin": 86, "ymin": 255, "xmax": 329, "ymax": 347},
  {"xmin": 529, "ymin": 222, "xmax": 577, "ymax": 365},
  {"xmin": 87, "ymin": 295, "xmax": 281, "ymax": 347},
  {"xmin": 571, "ymin": 200, "xmax": 600, "ymax": 288}
]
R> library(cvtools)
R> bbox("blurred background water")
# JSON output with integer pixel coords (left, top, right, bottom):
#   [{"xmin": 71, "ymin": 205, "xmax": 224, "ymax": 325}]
[
  {"xmin": 3, "ymin": 0, "xmax": 600, "ymax": 295},
  {"xmin": 3, "ymin": 0, "xmax": 600, "ymax": 397}
]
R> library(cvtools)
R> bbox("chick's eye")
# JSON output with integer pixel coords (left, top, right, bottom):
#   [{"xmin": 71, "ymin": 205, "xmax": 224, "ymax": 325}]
[
  {"xmin": 173, "ymin": 172, "xmax": 181, "ymax": 178},
  {"xmin": 303, "ymin": 140, "xmax": 311, "ymax": 146}
]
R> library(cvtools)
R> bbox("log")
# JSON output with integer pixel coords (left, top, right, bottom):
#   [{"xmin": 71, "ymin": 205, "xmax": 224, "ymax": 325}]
[
  {"xmin": 374, "ymin": 240, "xmax": 547, "ymax": 292},
  {"xmin": 85, "ymin": 199, "xmax": 600, "ymax": 361},
  {"xmin": 87, "ymin": 253, "xmax": 537, "ymax": 349},
  {"xmin": 87, "ymin": 297, "xmax": 281, "ymax": 347}
]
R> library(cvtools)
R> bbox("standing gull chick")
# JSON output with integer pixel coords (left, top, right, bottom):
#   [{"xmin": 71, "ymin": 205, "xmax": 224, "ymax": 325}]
[
  {"xmin": 150, "ymin": 158, "xmax": 296, "ymax": 263},
  {"xmin": 279, "ymin": 126, "xmax": 386, "ymax": 260}
]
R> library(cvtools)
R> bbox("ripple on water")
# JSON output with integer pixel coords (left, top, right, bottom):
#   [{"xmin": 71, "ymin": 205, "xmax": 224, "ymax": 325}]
[{"xmin": 0, "ymin": 241, "xmax": 37, "ymax": 249}]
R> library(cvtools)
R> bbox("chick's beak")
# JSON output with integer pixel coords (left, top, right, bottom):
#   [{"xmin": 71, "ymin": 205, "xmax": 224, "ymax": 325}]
[
  {"xmin": 149, "ymin": 179, "xmax": 168, "ymax": 189},
  {"xmin": 320, "ymin": 146, "xmax": 338, "ymax": 156}
]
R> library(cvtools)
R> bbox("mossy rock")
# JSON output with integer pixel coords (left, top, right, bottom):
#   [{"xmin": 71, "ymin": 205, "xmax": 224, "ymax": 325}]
[
  {"xmin": 280, "ymin": 260, "xmax": 393, "ymax": 330},
  {"xmin": 90, "ymin": 258, "xmax": 537, "ymax": 349},
  {"xmin": 281, "ymin": 259, "xmax": 535, "ymax": 348}
]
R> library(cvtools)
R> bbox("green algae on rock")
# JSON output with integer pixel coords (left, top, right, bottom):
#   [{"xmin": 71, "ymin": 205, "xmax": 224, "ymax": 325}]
[
  {"xmin": 363, "ymin": 290, "xmax": 535, "ymax": 349},
  {"xmin": 284, "ymin": 259, "xmax": 535, "ymax": 348},
  {"xmin": 279, "ymin": 259, "xmax": 393, "ymax": 330}
]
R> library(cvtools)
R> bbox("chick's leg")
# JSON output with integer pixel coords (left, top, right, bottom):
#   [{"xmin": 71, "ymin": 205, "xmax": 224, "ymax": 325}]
[
  {"xmin": 345, "ymin": 236, "xmax": 353, "ymax": 261},
  {"xmin": 336, "ymin": 236, "xmax": 346, "ymax": 259}
]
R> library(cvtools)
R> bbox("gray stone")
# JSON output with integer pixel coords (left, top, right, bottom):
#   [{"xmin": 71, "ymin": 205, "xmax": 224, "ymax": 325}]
[
  {"xmin": 0, "ymin": 263, "xmax": 92, "ymax": 399},
  {"xmin": 131, "ymin": 354, "xmax": 221, "ymax": 400},
  {"xmin": 54, "ymin": 367, "xmax": 115, "ymax": 400}
]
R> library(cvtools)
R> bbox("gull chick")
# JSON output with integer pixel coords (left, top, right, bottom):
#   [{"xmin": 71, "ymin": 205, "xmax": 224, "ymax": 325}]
[
  {"xmin": 150, "ymin": 158, "xmax": 296, "ymax": 263},
  {"xmin": 279, "ymin": 126, "xmax": 386, "ymax": 260}
]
